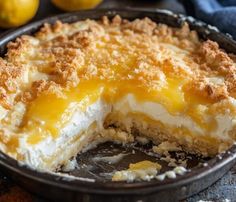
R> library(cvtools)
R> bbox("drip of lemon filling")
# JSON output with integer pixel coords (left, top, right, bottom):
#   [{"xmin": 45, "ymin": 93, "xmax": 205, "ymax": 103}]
[{"xmin": 25, "ymin": 82, "xmax": 104, "ymax": 144}]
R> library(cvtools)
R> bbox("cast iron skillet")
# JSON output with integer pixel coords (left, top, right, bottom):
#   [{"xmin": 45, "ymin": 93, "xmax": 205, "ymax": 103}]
[{"xmin": 0, "ymin": 9, "xmax": 236, "ymax": 202}]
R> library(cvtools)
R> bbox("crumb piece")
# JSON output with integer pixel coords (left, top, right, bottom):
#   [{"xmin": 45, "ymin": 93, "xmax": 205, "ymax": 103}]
[
  {"xmin": 112, "ymin": 160, "xmax": 161, "ymax": 182},
  {"xmin": 61, "ymin": 157, "xmax": 78, "ymax": 172},
  {"xmin": 136, "ymin": 136, "xmax": 150, "ymax": 145},
  {"xmin": 153, "ymin": 141, "xmax": 182, "ymax": 155}
]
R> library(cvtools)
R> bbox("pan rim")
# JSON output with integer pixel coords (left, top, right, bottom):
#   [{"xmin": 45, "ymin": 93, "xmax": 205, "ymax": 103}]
[{"xmin": 0, "ymin": 8, "xmax": 236, "ymax": 195}]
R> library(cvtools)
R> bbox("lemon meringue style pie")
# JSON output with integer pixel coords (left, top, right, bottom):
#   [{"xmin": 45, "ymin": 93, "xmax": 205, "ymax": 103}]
[{"xmin": 0, "ymin": 15, "xmax": 236, "ymax": 171}]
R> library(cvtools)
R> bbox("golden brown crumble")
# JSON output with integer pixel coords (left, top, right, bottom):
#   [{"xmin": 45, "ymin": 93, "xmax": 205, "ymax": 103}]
[
  {"xmin": 122, "ymin": 17, "xmax": 157, "ymax": 35},
  {"xmin": 0, "ymin": 16, "xmax": 235, "ymax": 110},
  {"xmin": 0, "ymin": 59, "xmax": 23, "ymax": 92},
  {"xmin": 19, "ymin": 80, "xmax": 64, "ymax": 103},
  {"xmin": 183, "ymin": 78, "xmax": 229, "ymax": 102}
]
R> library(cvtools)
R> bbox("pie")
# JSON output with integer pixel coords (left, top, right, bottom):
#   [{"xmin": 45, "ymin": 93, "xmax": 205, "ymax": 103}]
[{"xmin": 0, "ymin": 15, "xmax": 236, "ymax": 171}]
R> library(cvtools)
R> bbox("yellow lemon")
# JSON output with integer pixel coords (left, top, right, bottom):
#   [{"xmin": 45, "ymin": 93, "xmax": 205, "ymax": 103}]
[
  {"xmin": 52, "ymin": 0, "xmax": 102, "ymax": 11},
  {"xmin": 0, "ymin": 0, "xmax": 39, "ymax": 28}
]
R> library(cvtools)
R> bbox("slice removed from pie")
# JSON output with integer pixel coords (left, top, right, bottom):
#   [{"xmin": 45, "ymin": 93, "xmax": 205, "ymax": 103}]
[{"xmin": 0, "ymin": 16, "xmax": 236, "ymax": 170}]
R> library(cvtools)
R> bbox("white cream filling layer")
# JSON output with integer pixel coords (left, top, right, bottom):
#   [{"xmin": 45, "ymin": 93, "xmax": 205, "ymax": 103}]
[
  {"xmin": 18, "ymin": 99, "xmax": 111, "ymax": 168},
  {"xmin": 114, "ymin": 94, "xmax": 204, "ymax": 134},
  {"xmin": 17, "ymin": 94, "xmax": 236, "ymax": 169},
  {"xmin": 115, "ymin": 94, "xmax": 236, "ymax": 139}
]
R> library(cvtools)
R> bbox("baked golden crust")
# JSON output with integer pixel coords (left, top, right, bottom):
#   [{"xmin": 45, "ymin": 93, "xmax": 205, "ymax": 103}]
[{"xmin": 0, "ymin": 16, "xmax": 236, "ymax": 163}]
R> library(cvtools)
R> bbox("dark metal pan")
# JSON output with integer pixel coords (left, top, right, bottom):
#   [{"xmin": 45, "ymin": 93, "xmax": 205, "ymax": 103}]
[{"xmin": 0, "ymin": 9, "xmax": 236, "ymax": 202}]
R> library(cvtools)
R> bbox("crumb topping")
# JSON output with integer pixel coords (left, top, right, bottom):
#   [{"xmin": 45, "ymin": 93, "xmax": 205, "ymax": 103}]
[
  {"xmin": 0, "ymin": 16, "xmax": 236, "ymax": 153},
  {"xmin": 1, "ymin": 16, "xmax": 235, "ymax": 107}
]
